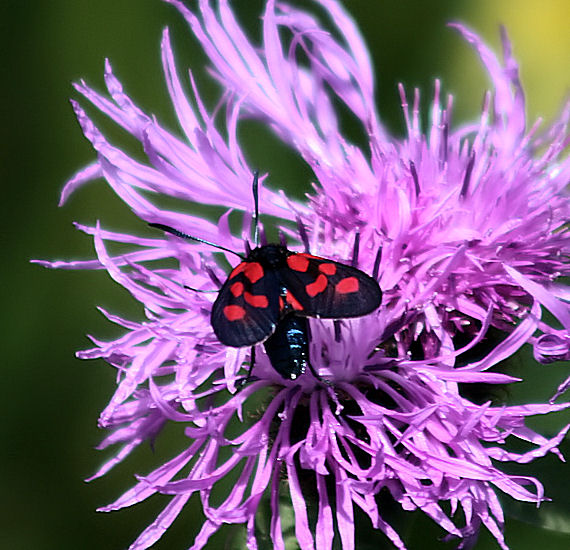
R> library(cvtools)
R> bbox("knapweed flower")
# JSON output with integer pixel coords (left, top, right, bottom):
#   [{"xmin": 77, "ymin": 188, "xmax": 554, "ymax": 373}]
[{"xmin": 38, "ymin": 0, "xmax": 570, "ymax": 548}]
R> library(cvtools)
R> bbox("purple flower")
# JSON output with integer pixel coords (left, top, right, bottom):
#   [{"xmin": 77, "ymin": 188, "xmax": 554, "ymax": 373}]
[{"xmin": 36, "ymin": 1, "xmax": 570, "ymax": 549}]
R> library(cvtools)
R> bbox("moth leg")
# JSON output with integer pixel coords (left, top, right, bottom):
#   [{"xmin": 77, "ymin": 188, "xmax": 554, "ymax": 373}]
[
  {"xmin": 303, "ymin": 320, "xmax": 330, "ymax": 385},
  {"xmin": 307, "ymin": 360, "xmax": 321, "ymax": 381},
  {"xmin": 237, "ymin": 346, "xmax": 257, "ymax": 389}
]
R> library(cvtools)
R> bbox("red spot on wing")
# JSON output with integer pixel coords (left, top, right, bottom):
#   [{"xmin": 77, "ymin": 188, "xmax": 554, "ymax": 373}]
[
  {"xmin": 335, "ymin": 276, "xmax": 359, "ymax": 294},
  {"xmin": 230, "ymin": 282, "xmax": 244, "ymax": 297},
  {"xmin": 306, "ymin": 274, "xmax": 328, "ymax": 297},
  {"xmin": 287, "ymin": 254, "xmax": 309, "ymax": 272},
  {"xmin": 318, "ymin": 262, "xmax": 336, "ymax": 275},
  {"xmin": 285, "ymin": 291, "xmax": 304, "ymax": 311},
  {"xmin": 223, "ymin": 305, "xmax": 246, "ymax": 321},
  {"xmin": 244, "ymin": 262, "xmax": 264, "ymax": 283},
  {"xmin": 229, "ymin": 262, "xmax": 248, "ymax": 279},
  {"xmin": 244, "ymin": 292, "xmax": 269, "ymax": 308}
]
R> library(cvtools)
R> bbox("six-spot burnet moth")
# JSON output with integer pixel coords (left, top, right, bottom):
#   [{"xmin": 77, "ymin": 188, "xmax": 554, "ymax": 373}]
[
  {"xmin": 253, "ymin": 314, "xmax": 311, "ymax": 380},
  {"xmin": 150, "ymin": 172, "xmax": 382, "ymax": 380}
]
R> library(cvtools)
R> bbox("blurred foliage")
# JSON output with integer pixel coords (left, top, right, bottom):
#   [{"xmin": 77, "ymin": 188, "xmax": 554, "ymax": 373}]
[{"xmin": 2, "ymin": 1, "xmax": 569, "ymax": 549}]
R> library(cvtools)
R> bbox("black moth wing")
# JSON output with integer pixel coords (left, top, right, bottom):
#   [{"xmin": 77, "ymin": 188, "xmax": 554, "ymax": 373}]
[
  {"xmin": 277, "ymin": 253, "xmax": 382, "ymax": 318},
  {"xmin": 211, "ymin": 262, "xmax": 281, "ymax": 347}
]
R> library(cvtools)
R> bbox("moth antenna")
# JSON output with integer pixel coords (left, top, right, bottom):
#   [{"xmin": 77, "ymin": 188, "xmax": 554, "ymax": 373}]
[
  {"xmin": 149, "ymin": 223, "xmax": 245, "ymax": 259},
  {"xmin": 278, "ymin": 230, "xmax": 288, "ymax": 247},
  {"xmin": 252, "ymin": 170, "xmax": 260, "ymax": 247},
  {"xmin": 351, "ymin": 232, "xmax": 361, "ymax": 268},
  {"xmin": 244, "ymin": 240, "xmax": 252, "ymax": 255},
  {"xmin": 296, "ymin": 216, "xmax": 310, "ymax": 253}
]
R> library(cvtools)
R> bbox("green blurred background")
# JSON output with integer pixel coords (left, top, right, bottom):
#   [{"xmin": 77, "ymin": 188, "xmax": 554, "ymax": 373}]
[{"xmin": 3, "ymin": 1, "xmax": 570, "ymax": 548}]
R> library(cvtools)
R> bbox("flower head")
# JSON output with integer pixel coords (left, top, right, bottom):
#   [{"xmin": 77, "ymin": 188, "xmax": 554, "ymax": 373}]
[{"xmin": 38, "ymin": 1, "xmax": 570, "ymax": 549}]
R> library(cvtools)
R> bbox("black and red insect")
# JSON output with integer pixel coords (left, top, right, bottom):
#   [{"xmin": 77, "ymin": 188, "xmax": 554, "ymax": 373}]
[
  {"xmin": 150, "ymin": 172, "xmax": 382, "ymax": 379},
  {"xmin": 255, "ymin": 314, "xmax": 311, "ymax": 380}
]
